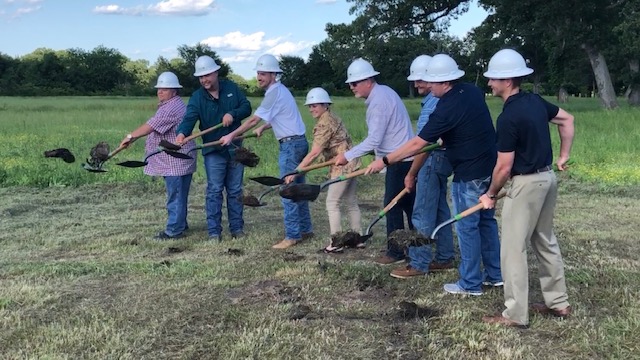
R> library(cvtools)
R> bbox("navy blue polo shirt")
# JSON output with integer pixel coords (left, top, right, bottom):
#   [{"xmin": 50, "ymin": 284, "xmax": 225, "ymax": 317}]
[
  {"xmin": 496, "ymin": 92, "xmax": 559, "ymax": 175},
  {"xmin": 418, "ymin": 82, "xmax": 497, "ymax": 182}
]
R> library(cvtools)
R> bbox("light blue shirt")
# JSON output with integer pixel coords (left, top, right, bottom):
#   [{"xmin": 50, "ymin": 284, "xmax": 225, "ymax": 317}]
[
  {"xmin": 345, "ymin": 83, "xmax": 414, "ymax": 161},
  {"xmin": 416, "ymin": 93, "xmax": 439, "ymax": 133}
]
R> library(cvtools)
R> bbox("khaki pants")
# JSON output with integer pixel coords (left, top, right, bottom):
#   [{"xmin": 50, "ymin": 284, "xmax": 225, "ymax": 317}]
[
  {"xmin": 501, "ymin": 170, "xmax": 570, "ymax": 325},
  {"xmin": 326, "ymin": 178, "xmax": 361, "ymax": 234}
]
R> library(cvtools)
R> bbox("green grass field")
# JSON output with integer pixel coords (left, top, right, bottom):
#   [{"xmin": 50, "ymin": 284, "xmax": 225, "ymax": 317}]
[{"xmin": 0, "ymin": 95, "xmax": 639, "ymax": 359}]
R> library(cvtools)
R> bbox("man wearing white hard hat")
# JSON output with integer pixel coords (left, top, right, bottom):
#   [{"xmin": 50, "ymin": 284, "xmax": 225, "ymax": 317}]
[
  {"xmin": 176, "ymin": 55, "xmax": 252, "ymax": 242},
  {"xmin": 390, "ymin": 55, "xmax": 455, "ymax": 279},
  {"xmin": 221, "ymin": 54, "xmax": 313, "ymax": 249},
  {"xmin": 479, "ymin": 49, "xmax": 574, "ymax": 328},
  {"xmin": 120, "ymin": 72, "xmax": 197, "ymax": 240},
  {"xmin": 366, "ymin": 54, "xmax": 502, "ymax": 296},
  {"xmin": 334, "ymin": 57, "xmax": 416, "ymax": 265}
]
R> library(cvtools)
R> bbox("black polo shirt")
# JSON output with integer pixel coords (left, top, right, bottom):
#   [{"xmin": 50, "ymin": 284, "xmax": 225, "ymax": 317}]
[
  {"xmin": 418, "ymin": 82, "xmax": 497, "ymax": 182},
  {"xmin": 496, "ymin": 92, "xmax": 559, "ymax": 175}
]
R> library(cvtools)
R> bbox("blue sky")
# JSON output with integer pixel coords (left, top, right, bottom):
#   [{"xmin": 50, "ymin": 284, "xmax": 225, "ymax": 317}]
[{"xmin": 1, "ymin": 0, "xmax": 488, "ymax": 79}]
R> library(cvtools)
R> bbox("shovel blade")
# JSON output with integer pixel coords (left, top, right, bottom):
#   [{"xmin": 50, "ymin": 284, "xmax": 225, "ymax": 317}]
[
  {"xmin": 116, "ymin": 160, "xmax": 147, "ymax": 168},
  {"xmin": 164, "ymin": 150, "xmax": 193, "ymax": 159},
  {"xmin": 279, "ymin": 184, "xmax": 321, "ymax": 202},
  {"xmin": 81, "ymin": 163, "xmax": 106, "ymax": 173},
  {"xmin": 250, "ymin": 176, "xmax": 284, "ymax": 186},
  {"xmin": 159, "ymin": 139, "xmax": 180, "ymax": 151}
]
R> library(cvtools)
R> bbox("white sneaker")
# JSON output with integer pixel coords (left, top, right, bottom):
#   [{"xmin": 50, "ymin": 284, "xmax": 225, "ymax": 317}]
[
  {"xmin": 482, "ymin": 281, "xmax": 504, "ymax": 287},
  {"xmin": 444, "ymin": 283, "xmax": 483, "ymax": 296}
]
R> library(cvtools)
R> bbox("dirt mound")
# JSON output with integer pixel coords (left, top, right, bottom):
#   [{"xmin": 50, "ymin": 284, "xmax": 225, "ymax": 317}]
[
  {"xmin": 234, "ymin": 147, "xmax": 260, "ymax": 167},
  {"xmin": 395, "ymin": 301, "xmax": 438, "ymax": 320},
  {"xmin": 388, "ymin": 229, "xmax": 433, "ymax": 252},
  {"xmin": 44, "ymin": 148, "xmax": 76, "ymax": 163}
]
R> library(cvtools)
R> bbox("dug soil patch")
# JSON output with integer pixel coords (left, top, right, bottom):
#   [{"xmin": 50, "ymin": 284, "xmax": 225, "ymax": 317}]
[{"xmin": 225, "ymin": 280, "xmax": 302, "ymax": 305}]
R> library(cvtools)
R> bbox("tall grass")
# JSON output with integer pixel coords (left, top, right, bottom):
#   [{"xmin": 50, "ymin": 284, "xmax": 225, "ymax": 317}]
[{"xmin": 0, "ymin": 95, "xmax": 638, "ymax": 188}]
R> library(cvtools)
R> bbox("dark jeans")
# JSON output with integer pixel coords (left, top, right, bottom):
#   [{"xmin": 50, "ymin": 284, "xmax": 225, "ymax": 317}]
[{"xmin": 385, "ymin": 160, "xmax": 416, "ymax": 259}]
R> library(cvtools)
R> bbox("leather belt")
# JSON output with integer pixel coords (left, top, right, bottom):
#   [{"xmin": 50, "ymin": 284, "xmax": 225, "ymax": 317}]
[
  {"xmin": 514, "ymin": 165, "xmax": 552, "ymax": 176},
  {"xmin": 278, "ymin": 135, "xmax": 305, "ymax": 144}
]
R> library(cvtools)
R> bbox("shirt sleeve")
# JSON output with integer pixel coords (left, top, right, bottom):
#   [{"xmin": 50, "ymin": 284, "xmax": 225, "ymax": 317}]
[
  {"xmin": 344, "ymin": 104, "xmax": 387, "ymax": 161},
  {"xmin": 495, "ymin": 115, "xmax": 518, "ymax": 152},
  {"xmin": 417, "ymin": 110, "xmax": 451, "ymax": 143},
  {"xmin": 254, "ymin": 87, "xmax": 278, "ymax": 123},
  {"xmin": 227, "ymin": 83, "xmax": 252, "ymax": 124},
  {"xmin": 176, "ymin": 95, "xmax": 199, "ymax": 136},
  {"xmin": 539, "ymin": 95, "xmax": 560, "ymax": 121}
]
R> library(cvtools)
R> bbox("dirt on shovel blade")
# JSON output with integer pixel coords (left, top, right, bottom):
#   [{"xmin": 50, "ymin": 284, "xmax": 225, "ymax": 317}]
[
  {"xmin": 86, "ymin": 141, "xmax": 110, "ymax": 168},
  {"xmin": 279, "ymin": 184, "xmax": 318, "ymax": 201},
  {"xmin": 330, "ymin": 231, "xmax": 365, "ymax": 248},
  {"xmin": 388, "ymin": 229, "xmax": 432, "ymax": 252},
  {"xmin": 234, "ymin": 147, "xmax": 260, "ymax": 167},
  {"xmin": 242, "ymin": 195, "xmax": 262, "ymax": 207}
]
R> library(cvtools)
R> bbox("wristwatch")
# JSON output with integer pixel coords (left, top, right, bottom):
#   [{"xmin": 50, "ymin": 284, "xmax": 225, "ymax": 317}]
[
  {"xmin": 486, "ymin": 193, "xmax": 497, "ymax": 200},
  {"xmin": 126, "ymin": 134, "xmax": 133, "ymax": 140},
  {"xmin": 382, "ymin": 156, "xmax": 390, "ymax": 166}
]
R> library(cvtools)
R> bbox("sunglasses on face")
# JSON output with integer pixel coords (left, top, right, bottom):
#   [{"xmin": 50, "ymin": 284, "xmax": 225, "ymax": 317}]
[{"xmin": 348, "ymin": 79, "xmax": 365, "ymax": 88}]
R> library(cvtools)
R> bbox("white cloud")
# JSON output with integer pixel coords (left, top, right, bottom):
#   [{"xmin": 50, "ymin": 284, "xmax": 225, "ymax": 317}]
[
  {"xmin": 266, "ymin": 41, "xmax": 314, "ymax": 57},
  {"xmin": 201, "ymin": 31, "xmax": 283, "ymax": 51},
  {"xmin": 14, "ymin": 5, "xmax": 39, "ymax": 15},
  {"xmin": 93, "ymin": 0, "xmax": 216, "ymax": 16},
  {"xmin": 316, "ymin": 0, "xmax": 337, "ymax": 4},
  {"xmin": 1, "ymin": 0, "xmax": 43, "ymax": 19}
]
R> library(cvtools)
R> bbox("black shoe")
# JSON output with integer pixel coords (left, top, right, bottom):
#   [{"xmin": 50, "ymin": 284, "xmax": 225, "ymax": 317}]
[
  {"xmin": 154, "ymin": 231, "xmax": 184, "ymax": 240},
  {"xmin": 231, "ymin": 231, "xmax": 246, "ymax": 239}
]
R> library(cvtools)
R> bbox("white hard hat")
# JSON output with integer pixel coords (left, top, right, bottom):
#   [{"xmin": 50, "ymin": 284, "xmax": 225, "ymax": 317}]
[
  {"xmin": 345, "ymin": 58, "xmax": 380, "ymax": 83},
  {"xmin": 423, "ymin": 54, "xmax": 465, "ymax": 82},
  {"xmin": 193, "ymin": 55, "xmax": 221, "ymax": 77},
  {"xmin": 407, "ymin": 55, "xmax": 432, "ymax": 81},
  {"xmin": 483, "ymin": 49, "xmax": 534, "ymax": 79},
  {"xmin": 154, "ymin": 72, "xmax": 182, "ymax": 88},
  {"xmin": 254, "ymin": 54, "xmax": 282, "ymax": 73},
  {"xmin": 304, "ymin": 87, "xmax": 332, "ymax": 105}
]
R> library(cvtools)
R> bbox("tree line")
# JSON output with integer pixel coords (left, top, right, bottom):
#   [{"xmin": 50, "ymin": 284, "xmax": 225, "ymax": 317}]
[{"xmin": 1, "ymin": 0, "xmax": 638, "ymax": 109}]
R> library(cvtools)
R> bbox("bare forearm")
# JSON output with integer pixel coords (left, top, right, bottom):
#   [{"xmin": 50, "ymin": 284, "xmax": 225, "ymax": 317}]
[
  {"xmin": 130, "ymin": 124, "xmax": 154, "ymax": 138},
  {"xmin": 557, "ymin": 121, "xmax": 574, "ymax": 159},
  {"xmin": 407, "ymin": 152, "xmax": 428, "ymax": 176},
  {"xmin": 231, "ymin": 115, "xmax": 261, "ymax": 136},
  {"xmin": 385, "ymin": 137, "xmax": 428, "ymax": 163},
  {"xmin": 487, "ymin": 165, "xmax": 510, "ymax": 196}
]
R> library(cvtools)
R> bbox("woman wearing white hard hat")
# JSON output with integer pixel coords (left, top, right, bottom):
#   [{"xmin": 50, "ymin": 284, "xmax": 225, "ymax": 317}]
[
  {"xmin": 365, "ymin": 54, "xmax": 502, "ymax": 296},
  {"xmin": 284, "ymin": 88, "xmax": 362, "ymax": 253},
  {"xmin": 119, "ymin": 71, "xmax": 197, "ymax": 240}
]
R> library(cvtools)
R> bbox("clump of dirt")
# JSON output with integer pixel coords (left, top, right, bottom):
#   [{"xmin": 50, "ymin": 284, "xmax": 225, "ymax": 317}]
[
  {"xmin": 242, "ymin": 194, "xmax": 262, "ymax": 207},
  {"xmin": 234, "ymin": 147, "xmax": 260, "ymax": 167},
  {"xmin": 225, "ymin": 248, "xmax": 244, "ymax": 256},
  {"xmin": 225, "ymin": 280, "xmax": 301, "ymax": 305},
  {"xmin": 165, "ymin": 246, "xmax": 185, "ymax": 254},
  {"xmin": 330, "ymin": 231, "xmax": 365, "ymax": 249},
  {"xmin": 279, "ymin": 184, "xmax": 318, "ymax": 201},
  {"xmin": 388, "ymin": 229, "xmax": 433, "ymax": 252},
  {"xmin": 395, "ymin": 301, "xmax": 438, "ymax": 320},
  {"xmin": 86, "ymin": 141, "xmax": 110, "ymax": 168},
  {"xmin": 44, "ymin": 148, "xmax": 76, "ymax": 163},
  {"xmin": 282, "ymin": 251, "xmax": 304, "ymax": 262},
  {"xmin": 288, "ymin": 304, "xmax": 311, "ymax": 320}
]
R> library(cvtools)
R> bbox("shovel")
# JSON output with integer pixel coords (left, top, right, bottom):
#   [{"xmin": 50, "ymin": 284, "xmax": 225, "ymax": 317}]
[
  {"xmin": 251, "ymin": 159, "xmax": 336, "ymax": 186},
  {"xmin": 280, "ymin": 143, "xmax": 441, "ymax": 202},
  {"xmin": 116, "ymin": 145, "xmax": 193, "ymax": 168},
  {"xmin": 159, "ymin": 123, "xmax": 224, "ymax": 151},
  {"xmin": 359, "ymin": 187, "xmax": 410, "ymax": 242},
  {"xmin": 428, "ymin": 192, "xmax": 506, "ymax": 241},
  {"xmin": 81, "ymin": 143, "xmax": 128, "ymax": 172}
]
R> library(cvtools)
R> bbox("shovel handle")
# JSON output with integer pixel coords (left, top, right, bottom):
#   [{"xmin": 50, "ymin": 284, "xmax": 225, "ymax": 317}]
[
  {"xmin": 379, "ymin": 188, "xmax": 409, "ymax": 216},
  {"xmin": 297, "ymin": 159, "xmax": 336, "ymax": 174},
  {"xmin": 415, "ymin": 143, "xmax": 441, "ymax": 156},
  {"xmin": 183, "ymin": 123, "xmax": 224, "ymax": 143},
  {"xmin": 107, "ymin": 144, "xmax": 128, "ymax": 159},
  {"xmin": 200, "ymin": 133, "xmax": 258, "ymax": 148},
  {"xmin": 456, "ymin": 191, "xmax": 507, "ymax": 219}
]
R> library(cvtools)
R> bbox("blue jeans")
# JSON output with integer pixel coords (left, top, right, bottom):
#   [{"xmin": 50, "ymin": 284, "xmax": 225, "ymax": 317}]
[
  {"xmin": 279, "ymin": 138, "xmax": 312, "ymax": 240},
  {"xmin": 204, "ymin": 151, "xmax": 244, "ymax": 237},
  {"xmin": 164, "ymin": 174, "xmax": 192, "ymax": 236},
  {"xmin": 451, "ymin": 176, "xmax": 502, "ymax": 292},
  {"xmin": 408, "ymin": 151, "xmax": 455, "ymax": 272},
  {"xmin": 385, "ymin": 160, "xmax": 416, "ymax": 259}
]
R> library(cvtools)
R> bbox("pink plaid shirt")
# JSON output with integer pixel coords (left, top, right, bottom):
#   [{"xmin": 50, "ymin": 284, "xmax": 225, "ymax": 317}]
[{"xmin": 144, "ymin": 96, "xmax": 197, "ymax": 176}]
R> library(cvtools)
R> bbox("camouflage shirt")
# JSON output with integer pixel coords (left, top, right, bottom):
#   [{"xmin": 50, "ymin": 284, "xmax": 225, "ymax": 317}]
[{"xmin": 312, "ymin": 110, "xmax": 360, "ymax": 178}]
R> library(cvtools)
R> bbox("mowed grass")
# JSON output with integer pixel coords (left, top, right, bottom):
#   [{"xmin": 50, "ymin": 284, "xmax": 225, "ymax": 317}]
[{"xmin": 0, "ymin": 95, "xmax": 639, "ymax": 359}]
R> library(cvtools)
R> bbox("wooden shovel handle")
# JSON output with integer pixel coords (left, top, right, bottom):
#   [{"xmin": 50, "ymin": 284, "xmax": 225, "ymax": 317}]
[
  {"xmin": 300, "ymin": 159, "xmax": 335, "ymax": 172},
  {"xmin": 457, "ymin": 192, "xmax": 507, "ymax": 218},
  {"xmin": 380, "ymin": 188, "xmax": 409, "ymax": 214},
  {"xmin": 183, "ymin": 123, "xmax": 224, "ymax": 143},
  {"xmin": 107, "ymin": 144, "xmax": 128, "ymax": 159},
  {"xmin": 200, "ymin": 133, "xmax": 256, "ymax": 148}
]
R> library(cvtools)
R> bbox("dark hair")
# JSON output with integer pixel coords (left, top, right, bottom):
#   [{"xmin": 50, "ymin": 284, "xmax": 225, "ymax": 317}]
[{"xmin": 512, "ymin": 77, "xmax": 524, "ymax": 88}]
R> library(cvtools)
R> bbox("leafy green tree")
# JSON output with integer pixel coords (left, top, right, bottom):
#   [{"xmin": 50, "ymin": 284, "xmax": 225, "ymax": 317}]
[
  {"xmin": 613, "ymin": 0, "xmax": 640, "ymax": 105},
  {"xmin": 279, "ymin": 55, "xmax": 308, "ymax": 90}
]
